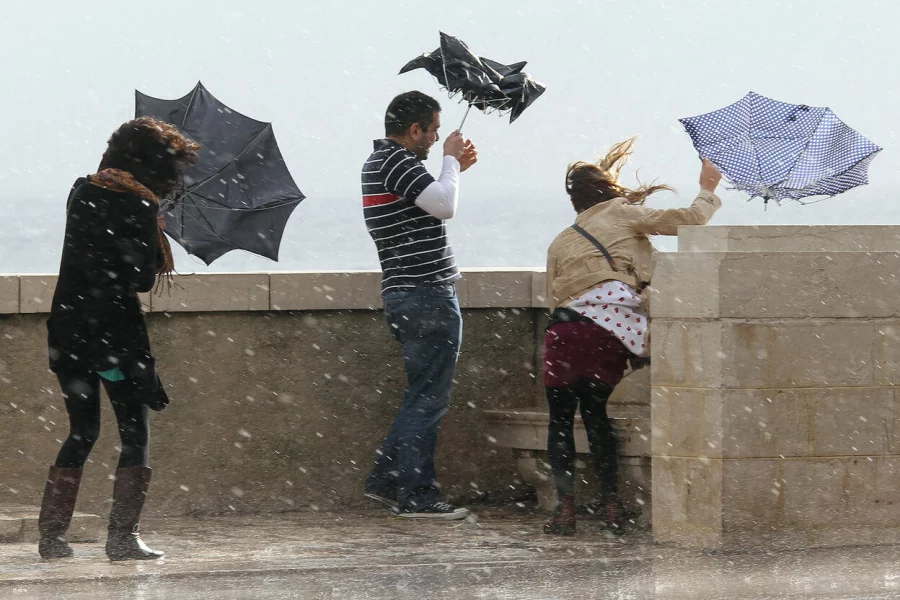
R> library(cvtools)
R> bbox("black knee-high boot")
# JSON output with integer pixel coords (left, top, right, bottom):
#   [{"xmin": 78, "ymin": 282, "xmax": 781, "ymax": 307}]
[
  {"xmin": 38, "ymin": 466, "xmax": 83, "ymax": 559},
  {"xmin": 105, "ymin": 466, "xmax": 164, "ymax": 561}
]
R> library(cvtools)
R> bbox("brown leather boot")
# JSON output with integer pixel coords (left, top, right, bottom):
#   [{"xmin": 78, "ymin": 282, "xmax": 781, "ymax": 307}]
[
  {"xmin": 582, "ymin": 494, "xmax": 640, "ymax": 522},
  {"xmin": 105, "ymin": 467, "xmax": 164, "ymax": 561},
  {"xmin": 38, "ymin": 466, "xmax": 83, "ymax": 559},
  {"xmin": 543, "ymin": 494, "xmax": 576, "ymax": 536},
  {"xmin": 604, "ymin": 497, "xmax": 624, "ymax": 533}
]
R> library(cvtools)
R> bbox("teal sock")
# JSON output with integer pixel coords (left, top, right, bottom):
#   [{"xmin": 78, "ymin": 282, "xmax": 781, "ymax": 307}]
[{"xmin": 96, "ymin": 368, "xmax": 125, "ymax": 382}]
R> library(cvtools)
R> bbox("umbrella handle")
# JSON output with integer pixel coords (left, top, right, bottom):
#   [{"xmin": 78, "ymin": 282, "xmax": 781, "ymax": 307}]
[
  {"xmin": 160, "ymin": 183, "xmax": 188, "ymax": 213},
  {"xmin": 458, "ymin": 103, "xmax": 473, "ymax": 132}
]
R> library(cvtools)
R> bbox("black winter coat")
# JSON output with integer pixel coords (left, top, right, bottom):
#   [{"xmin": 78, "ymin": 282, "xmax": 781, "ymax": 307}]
[{"xmin": 47, "ymin": 178, "xmax": 162, "ymax": 388}]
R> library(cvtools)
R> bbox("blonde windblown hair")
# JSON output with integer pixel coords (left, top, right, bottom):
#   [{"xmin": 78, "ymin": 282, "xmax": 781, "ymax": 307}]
[{"xmin": 565, "ymin": 136, "xmax": 674, "ymax": 212}]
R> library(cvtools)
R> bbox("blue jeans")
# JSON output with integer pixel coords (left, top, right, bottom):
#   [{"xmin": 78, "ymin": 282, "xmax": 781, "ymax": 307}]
[{"xmin": 366, "ymin": 282, "xmax": 462, "ymax": 510}]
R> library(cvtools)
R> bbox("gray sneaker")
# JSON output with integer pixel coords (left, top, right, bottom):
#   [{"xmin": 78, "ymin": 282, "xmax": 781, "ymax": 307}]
[{"xmin": 398, "ymin": 501, "xmax": 469, "ymax": 520}]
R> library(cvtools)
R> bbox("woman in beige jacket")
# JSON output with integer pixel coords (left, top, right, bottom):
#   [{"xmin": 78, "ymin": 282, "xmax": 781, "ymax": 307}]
[{"xmin": 543, "ymin": 138, "xmax": 722, "ymax": 535}]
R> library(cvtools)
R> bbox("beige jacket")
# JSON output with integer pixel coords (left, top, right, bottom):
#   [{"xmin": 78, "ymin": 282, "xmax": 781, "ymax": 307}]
[{"xmin": 546, "ymin": 190, "xmax": 721, "ymax": 311}]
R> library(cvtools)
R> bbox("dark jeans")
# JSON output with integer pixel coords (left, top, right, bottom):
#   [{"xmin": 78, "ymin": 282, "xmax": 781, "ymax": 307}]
[
  {"xmin": 546, "ymin": 378, "xmax": 618, "ymax": 499},
  {"xmin": 54, "ymin": 372, "xmax": 150, "ymax": 469},
  {"xmin": 366, "ymin": 282, "xmax": 462, "ymax": 510}
]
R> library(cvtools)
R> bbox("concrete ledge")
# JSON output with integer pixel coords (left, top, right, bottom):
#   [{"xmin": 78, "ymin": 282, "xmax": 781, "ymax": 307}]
[
  {"xmin": 18, "ymin": 275, "xmax": 56, "ymax": 314},
  {"xmin": 531, "ymin": 271, "xmax": 548, "ymax": 308},
  {"xmin": 269, "ymin": 271, "xmax": 383, "ymax": 310},
  {"xmin": 457, "ymin": 268, "xmax": 535, "ymax": 309},
  {"xmin": 0, "ymin": 276, "xmax": 18, "ymax": 314},
  {"xmin": 16, "ymin": 274, "xmax": 151, "ymax": 314},
  {"xmin": 151, "ymin": 273, "xmax": 270, "ymax": 312},
  {"xmin": 2, "ymin": 269, "xmax": 550, "ymax": 314},
  {"xmin": 23, "ymin": 248, "xmax": 900, "ymax": 318}
]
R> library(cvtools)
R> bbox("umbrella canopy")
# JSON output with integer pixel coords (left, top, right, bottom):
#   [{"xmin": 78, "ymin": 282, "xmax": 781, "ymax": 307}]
[
  {"xmin": 679, "ymin": 92, "xmax": 881, "ymax": 206},
  {"xmin": 400, "ymin": 32, "xmax": 545, "ymax": 126},
  {"xmin": 136, "ymin": 82, "xmax": 305, "ymax": 264}
]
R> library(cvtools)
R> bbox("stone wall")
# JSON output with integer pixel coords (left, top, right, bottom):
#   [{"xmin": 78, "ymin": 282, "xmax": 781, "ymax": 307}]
[
  {"xmin": 0, "ymin": 270, "xmax": 548, "ymax": 518},
  {"xmin": 651, "ymin": 226, "xmax": 900, "ymax": 549},
  {"xmin": 6, "ymin": 225, "xmax": 900, "ymax": 551}
]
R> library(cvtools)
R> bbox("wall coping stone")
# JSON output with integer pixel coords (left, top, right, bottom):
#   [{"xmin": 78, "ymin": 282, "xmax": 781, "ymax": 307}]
[
  {"xmin": 0, "ymin": 269, "xmax": 550, "ymax": 315},
  {"xmin": 679, "ymin": 225, "xmax": 900, "ymax": 253}
]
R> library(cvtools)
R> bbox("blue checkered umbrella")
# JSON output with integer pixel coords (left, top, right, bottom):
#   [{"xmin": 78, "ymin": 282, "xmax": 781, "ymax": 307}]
[{"xmin": 680, "ymin": 92, "xmax": 881, "ymax": 207}]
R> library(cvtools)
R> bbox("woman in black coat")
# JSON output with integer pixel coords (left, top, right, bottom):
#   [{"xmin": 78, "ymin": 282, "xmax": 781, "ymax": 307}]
[{"xmin": 39, "ymin": 117, "xmax": 199, "ymax": 561}]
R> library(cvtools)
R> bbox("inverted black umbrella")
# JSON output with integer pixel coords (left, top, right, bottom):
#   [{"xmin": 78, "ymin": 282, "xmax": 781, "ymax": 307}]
[
  {"xmin": 135, "ymin": 82, "xmax": 305, "ymax": 264},
  {"xmin": 399, "ymin": 32, "xmax": 546, "ymax": 129},
  {"xmin": 680, "ymin": 92, "xmax": 881, "ymax": 208}
]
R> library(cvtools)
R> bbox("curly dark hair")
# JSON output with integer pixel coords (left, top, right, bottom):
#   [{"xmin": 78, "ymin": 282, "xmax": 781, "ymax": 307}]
[{"xmin": 98, "ymin": 117, "xmax": 201, "ymax": 198}]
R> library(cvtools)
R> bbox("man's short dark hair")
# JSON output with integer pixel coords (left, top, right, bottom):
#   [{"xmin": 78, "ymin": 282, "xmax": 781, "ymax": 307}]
[{"xmin": 385, "ymin": 91, "xmax": 441, "ymax": 137}]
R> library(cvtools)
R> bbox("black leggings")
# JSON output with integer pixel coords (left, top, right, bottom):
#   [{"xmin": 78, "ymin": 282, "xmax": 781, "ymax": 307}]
[
  {"xmin": 546, "ymin": 378, "xmax": 618, "ymax": 498},
  {"xmin": 55, "ymin": 372, "xmax": 150, "ymax": 469}
]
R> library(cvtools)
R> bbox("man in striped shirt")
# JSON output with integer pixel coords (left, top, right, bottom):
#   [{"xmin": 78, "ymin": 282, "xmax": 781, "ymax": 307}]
[{"xmin": 363, "ymin": 91, "xmax": 477, "ymax": 520}]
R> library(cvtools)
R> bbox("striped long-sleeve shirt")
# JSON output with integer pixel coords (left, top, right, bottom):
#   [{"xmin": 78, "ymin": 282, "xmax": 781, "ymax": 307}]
[{"xmin": 362, "ymin": 139, "xmax": 460, "ymax": 294}]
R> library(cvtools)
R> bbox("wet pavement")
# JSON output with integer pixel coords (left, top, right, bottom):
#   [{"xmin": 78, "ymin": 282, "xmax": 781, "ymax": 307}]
[{"xmin": 1, "ymin": 507, "xmax": 899, "ymax": 599}]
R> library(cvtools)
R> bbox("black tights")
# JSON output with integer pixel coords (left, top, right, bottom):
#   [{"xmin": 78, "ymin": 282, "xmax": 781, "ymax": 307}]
[
  {"xmin": 55, "ymin": 372, "xmax": 150, "ymax": 469},
  {"xmin": 546, "ymin": 378, "xmax": 618, "ymax": 498}
]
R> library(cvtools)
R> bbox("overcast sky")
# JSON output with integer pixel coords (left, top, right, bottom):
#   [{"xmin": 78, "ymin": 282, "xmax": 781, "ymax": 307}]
[{"xmin": 1, "ymin": 0, "xmax": 897, "ymax": 272}]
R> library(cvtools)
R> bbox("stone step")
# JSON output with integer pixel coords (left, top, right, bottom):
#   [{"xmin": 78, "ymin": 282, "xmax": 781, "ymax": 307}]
[
  {"xmin": 0, "ymin": 506, "xmax": 103, "ymax": 543},
  {"xmin": 482, "ymin": 408, "xmax": 652, "ymax": 516},
  {"xmin": 482, "ymin": 408, "xmax": 651, "ymax": 457}
]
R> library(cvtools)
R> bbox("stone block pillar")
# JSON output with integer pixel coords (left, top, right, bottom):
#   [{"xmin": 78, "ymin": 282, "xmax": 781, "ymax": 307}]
[{"xmin": 651, "ymin": 226, "xmax": 900, "ymax": 549}]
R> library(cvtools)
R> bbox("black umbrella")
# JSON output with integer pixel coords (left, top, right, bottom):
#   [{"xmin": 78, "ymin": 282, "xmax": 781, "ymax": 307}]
[
  {"xmin": 399, "ymin": 32, "xmax": 546, "ymax": 129},
  {"xmin": 135, "ymin": 82, "xmax": 305, "ymax": 265}
]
